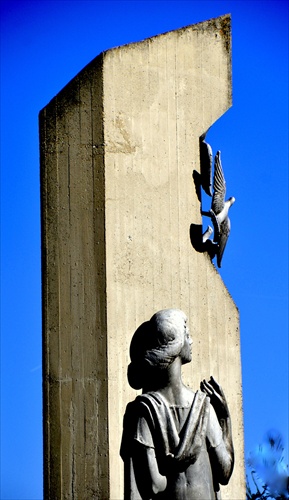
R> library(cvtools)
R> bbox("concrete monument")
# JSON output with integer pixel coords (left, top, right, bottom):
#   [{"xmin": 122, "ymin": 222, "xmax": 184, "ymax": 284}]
[{"xmin": 40, "ymin": 14, "xmax": 245, "ymax": 499}]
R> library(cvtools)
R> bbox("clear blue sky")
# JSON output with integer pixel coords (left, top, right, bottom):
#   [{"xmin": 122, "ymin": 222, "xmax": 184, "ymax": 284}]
[{"xmin": 1, "ymin": 1, "xmax": 288, "ymax": 499}]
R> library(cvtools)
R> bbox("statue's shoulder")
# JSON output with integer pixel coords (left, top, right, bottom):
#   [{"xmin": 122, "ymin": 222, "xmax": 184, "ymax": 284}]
[
  {"xmin": 136, "ymin": 391, "xmax": 163, "ymax": 406},
  {"xmin": 125, "ymin": 392, "xmax": 161, "ymax": 412}
]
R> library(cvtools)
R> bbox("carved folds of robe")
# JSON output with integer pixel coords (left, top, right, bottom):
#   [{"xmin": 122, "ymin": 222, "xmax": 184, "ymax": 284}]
[{"xmin": 120, "ymin": 391, "xmax": 223, "ymax": 499}]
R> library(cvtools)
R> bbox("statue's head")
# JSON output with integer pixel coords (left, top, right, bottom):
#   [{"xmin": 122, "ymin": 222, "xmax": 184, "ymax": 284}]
[{"xmin": 128, "ymin": 309, "xmax": 192, "ymax": 390}]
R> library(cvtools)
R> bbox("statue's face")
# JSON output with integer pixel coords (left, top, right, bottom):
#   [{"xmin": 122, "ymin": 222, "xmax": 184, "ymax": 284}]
[{"xmin": 180, "ymin": 317, "xmax": 192, "ymax": 364}]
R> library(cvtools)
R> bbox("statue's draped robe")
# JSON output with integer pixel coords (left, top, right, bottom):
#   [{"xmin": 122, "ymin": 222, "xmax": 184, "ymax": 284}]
[{"xmin": 121, "ymin": 391, "xmax": 223, "ymax": 499}]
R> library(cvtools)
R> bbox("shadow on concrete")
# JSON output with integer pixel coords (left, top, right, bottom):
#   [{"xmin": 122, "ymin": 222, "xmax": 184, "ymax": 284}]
[
  {"xmin": 192, "ymin": 170, "xmax": 202, "ymax": 203},
  {"xmin": 189, "ymin": 223, "xmax": 217, "ymax": 261},
  {"xmin": 190, "ymin": 170, "xmax": 217, "ymax": 262}
]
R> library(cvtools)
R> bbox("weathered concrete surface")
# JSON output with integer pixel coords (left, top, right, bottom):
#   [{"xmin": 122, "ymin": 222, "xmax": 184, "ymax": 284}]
[{"xmin": 40, "ymin": 14, "xmax": 245, "ymax": 499}]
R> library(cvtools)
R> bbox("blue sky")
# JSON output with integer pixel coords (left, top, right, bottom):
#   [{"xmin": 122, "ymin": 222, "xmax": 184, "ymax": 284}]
[{"xmin": 1, "ymin": 1, "xmax": 288, "ymax": 498}]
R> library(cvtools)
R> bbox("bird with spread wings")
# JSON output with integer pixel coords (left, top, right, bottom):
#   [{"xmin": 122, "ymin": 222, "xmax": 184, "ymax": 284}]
[{"xmin": 200, "ymin": 148, "xmax": 235, "ymax": 268}]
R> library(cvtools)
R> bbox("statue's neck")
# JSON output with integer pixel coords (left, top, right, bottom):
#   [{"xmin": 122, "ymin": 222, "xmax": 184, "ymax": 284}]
[{"xmin": 143, "ymin": 357, "xmax": 191, "ymax": 406}]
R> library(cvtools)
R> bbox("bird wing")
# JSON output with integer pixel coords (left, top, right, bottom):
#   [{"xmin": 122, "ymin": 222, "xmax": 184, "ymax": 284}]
[
  {"xmin": 199, "ymin": 138, "xmax": 213, "ymax": 196},
  {"xmin": 212, "ymin": 151, "xmax": 226, "ymax": 215},
  {"xmin": 217, "ymin": 217, "xmax": 231, "ymax": 268}
]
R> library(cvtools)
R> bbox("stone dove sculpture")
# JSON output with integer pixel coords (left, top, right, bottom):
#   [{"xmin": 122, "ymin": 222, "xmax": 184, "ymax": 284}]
[
  {"xmin": 202, "ymin": 225, "xmax": 213, "ymax": 243},
  {"xmin": 201, "ymin": 151, "xmax": 235, "ymax": 268}
]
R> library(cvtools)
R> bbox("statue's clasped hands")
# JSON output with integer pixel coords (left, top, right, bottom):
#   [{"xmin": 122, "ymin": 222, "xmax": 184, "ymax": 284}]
[{"xmin": 200, "ymin": 376, "xmax": 230, "ymax": 421}]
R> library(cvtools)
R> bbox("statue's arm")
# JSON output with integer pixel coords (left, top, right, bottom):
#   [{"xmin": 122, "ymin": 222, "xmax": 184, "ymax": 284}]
[
  {"xmin": 201, "ymin": 377, "xmax": 234, "ymax": 484},
  {"xmin": 209, "ymin": 412, "xmax": 234, "ymax": 484},
  {"xmin": 132, "ymin": 442, "xmax": 167, "ymax": 498}
]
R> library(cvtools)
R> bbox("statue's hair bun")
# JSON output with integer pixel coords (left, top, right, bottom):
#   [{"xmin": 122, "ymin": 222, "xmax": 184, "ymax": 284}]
[{"xmin": 127, "ymin": 361, "xmax": 145, "ymax": 390}]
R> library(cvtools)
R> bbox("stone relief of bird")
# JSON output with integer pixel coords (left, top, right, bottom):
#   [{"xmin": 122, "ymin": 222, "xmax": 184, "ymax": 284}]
[
  {"xmin": 201, "ymin": 151, "xmax": 235, "ymax": 268},
  {"xmin": 202, "ymin": 225, "xmax": 213, "ymax": 243}
]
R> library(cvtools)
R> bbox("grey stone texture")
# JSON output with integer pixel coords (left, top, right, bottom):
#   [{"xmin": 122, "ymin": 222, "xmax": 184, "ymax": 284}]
[{"xmin": 40, "ymin": 14, "xmax": 245, "ymax": 499}]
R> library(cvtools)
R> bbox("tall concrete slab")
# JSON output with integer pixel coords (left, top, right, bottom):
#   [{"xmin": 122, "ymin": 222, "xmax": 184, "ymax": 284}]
[{"xmin": 40, "ymin": 14, "xmax": 245, "ymax": 499}]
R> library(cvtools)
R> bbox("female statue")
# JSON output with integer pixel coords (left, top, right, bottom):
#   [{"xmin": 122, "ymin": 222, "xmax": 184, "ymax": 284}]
[{"xmin": 120, "ymin": 309, "xmax": 234, "ymax": 499}]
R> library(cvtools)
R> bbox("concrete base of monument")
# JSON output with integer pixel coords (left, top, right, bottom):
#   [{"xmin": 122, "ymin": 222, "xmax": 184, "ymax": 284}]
[{"xmin": 40, "ymin": 14, "xmax": 245, "ymax": 499}]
